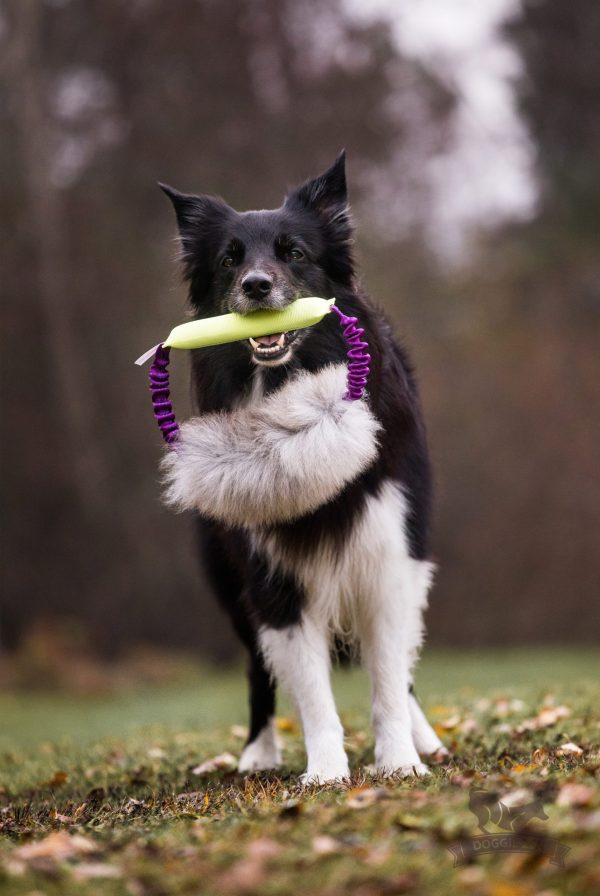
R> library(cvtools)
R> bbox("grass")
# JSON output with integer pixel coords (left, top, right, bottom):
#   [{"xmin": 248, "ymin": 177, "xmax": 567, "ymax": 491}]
[{"xmin": 1, "ymin": 648, "xmax": 599, "ymax": 895}]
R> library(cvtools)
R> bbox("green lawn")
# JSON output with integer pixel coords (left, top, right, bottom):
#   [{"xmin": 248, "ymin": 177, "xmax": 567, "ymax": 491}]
[{"xmin": 1, "ymin": 648, "xmax": 599, "ymax": 895}]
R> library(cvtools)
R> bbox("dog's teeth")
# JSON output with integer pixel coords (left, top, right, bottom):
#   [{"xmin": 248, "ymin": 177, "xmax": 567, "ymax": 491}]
[
  {"xmin": 276, "ymin": 333, "xmax": 285, "ymax": 347},
  {"xmin": 249, "ymin": 337, "xmax": 260, "ymax": 349}
]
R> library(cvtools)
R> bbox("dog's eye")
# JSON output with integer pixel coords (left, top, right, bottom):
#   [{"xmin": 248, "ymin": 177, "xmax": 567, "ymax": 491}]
[
  {"xmin": 221, "ymin": 255, "xmax": 235, "ymax": 268},
  {"xmin": 289, "ymin": 249, "xmax": 304, "ymax": 261}
]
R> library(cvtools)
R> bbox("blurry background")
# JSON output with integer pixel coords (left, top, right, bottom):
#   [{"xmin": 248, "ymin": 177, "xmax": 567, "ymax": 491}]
[{"xmin": 1, "ymin": 0, "xmax": 599, "ymax": 675}]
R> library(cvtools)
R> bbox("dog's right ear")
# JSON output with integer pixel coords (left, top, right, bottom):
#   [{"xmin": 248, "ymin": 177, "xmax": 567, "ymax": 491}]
[
  {"xmin": 159, "ymin": 183, "xmax": 232, "ymax": 248},
  {"xmin": 159, "ymin": 183, "xmax": 233, "ymax": 292}
]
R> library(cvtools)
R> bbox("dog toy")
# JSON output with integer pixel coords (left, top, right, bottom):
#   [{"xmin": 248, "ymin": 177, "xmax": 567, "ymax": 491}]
[{"xmin": 135, "ymin": 297, "xmax": 370, "ymax": 445}]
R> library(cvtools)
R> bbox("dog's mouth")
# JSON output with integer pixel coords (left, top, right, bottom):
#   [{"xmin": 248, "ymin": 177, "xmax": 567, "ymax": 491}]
[{"xmin": 248, "ymin": 331, "xmax": 298, "ymax": 366}]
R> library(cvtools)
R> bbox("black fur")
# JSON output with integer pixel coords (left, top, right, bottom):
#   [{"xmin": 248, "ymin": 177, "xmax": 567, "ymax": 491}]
[{"xmin": 161, "ymin": 152, "xmax": 432, "ymax": 750}]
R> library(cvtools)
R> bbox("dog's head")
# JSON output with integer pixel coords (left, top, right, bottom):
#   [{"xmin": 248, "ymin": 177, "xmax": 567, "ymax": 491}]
[{"xmin": 160, "ymin": 152, "xmax": 354, "ymax": 367}]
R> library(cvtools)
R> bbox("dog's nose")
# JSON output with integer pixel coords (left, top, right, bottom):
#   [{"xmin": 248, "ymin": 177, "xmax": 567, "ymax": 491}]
[{"xmin": 241, "ymin": 272, "xmax": 273, "ymax": 301}]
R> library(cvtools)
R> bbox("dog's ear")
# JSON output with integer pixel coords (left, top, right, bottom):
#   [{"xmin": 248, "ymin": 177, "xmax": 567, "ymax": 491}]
[
  {"xmin": 159, "ymin": 183, "xmax": 233, "ymax": 296},
  {"xmin": 285, "ymin": 151, "xmax": 348, "ymax": 220},
  {"xmin": 284, "ymin": 151, "xmax": 354, "ymax": 284},
  {"xmin": 159, "ymin": 183, "xmax": 232, "ymax": 250}
]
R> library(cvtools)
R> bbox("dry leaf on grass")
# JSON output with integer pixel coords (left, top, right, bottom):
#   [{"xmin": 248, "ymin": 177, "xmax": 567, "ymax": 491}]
[
  {"xmin": 7, "ymin": 831, "xmax": 98, "ymax": 876},
  {"xmin": 347, "ymin": 786, "xmax": 388, "ymax": 809},
  {"xmin": 275, "ymin": 717, "xmax": 298, "ymax": 734},
  {"xmin": 459, "ymin": 718, "xmax": 479, "ymax": 735},
  {"xmin": 556, "ymin": 742, "xmax": 584, "ymax": 757},
  {"xmin": 439, "ymin": 714, "xmax": 461, "ymax": 730},
  {"xmin": 219, "ymin": 838, "xmax": 282, "ymax": 892},
  {"xmin": 230, "ymin": 724, "xmax": 248, "ymax": 739},
  {"xmin": 192, "ymin": 752, "xmax": 237, "ymax": 775},
  {"xmin": 531, "ymin": 747, "xmax": 551, "ymax": 765},
  {"xmin": 147, "ymin": 746, "xmax": 166, "ymax": 759},
  {"xmin": 71, "ymin": 862, "xmax": 122, "ymax": 880},
  {"xmin": 517, "ymin": 704, "xmax": 571, "ymax": 732},
  {"xmin": 45, "ymin": 770, "xmax": 68, "ymax": 787},
  {"xmin": 312, "ymin": 834, "xmax": 341, "ymax": 855},
  {"xmin": 510, "ymin": 763, "xmax": 537, "ymax": 775},
  {"xmin": 13, "ymin": 832, "xmax": 96, "ymax": 862},
  {"xmin": 557, "ymin": 783, "xmax": 594, "ymax": 807}
]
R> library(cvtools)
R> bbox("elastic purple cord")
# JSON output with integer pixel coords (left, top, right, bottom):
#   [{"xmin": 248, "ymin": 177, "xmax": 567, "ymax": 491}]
[
  {"xmin": 330, "ymin": 304, "xmax": 371, "ymax": 401},
  {"xmin": 147, "ymin": 307, "xmax": 370, "ymax": 445},
  {"xmin": 149, "ymin": 344, "xmax": 180, "ymax": 445}
]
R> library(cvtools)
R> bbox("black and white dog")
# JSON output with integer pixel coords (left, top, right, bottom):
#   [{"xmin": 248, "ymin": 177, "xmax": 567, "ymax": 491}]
[{"xmin": 160, "ymin": 152, "xmax": 445, "ymax": 783}]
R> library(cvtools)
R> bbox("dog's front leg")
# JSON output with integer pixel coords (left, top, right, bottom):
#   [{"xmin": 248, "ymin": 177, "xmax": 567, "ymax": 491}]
[
  {"xmin": 362, "ymin": 595, "xmax": 428, "ymax": 778},
  {"xmin": 259, "ymin": 616, "xmax": 350, "ymax": 785}
]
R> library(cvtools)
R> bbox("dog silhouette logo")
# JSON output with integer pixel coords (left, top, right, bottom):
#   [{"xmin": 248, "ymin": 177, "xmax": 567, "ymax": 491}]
[
  {"xmin": 468, "ymin": 788, "xmax": 549, "ymax": 834},
  {"xmin": 448, "ymin": 787, "xmax": 568, "ymax": 867}
]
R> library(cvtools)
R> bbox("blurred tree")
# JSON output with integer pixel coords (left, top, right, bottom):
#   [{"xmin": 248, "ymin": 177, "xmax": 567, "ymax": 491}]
[{"xmin": 506, "ymin": 0, "xmax": 600, "ymax": 231}]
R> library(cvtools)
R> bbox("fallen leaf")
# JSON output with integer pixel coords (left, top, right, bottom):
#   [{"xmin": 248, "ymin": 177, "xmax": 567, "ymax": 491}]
[
  {"xmin": 511, "ymin": 763, "xmax": 536, "ymax": 775},
  {"xmin": 13, "ymin": 832, "xmax": 96, "ymax": 863},
  {"xmin": 147, "ymin": 746, "xmax": 166, "ymax": 759},
  {"xmin": 517, "ymin": 704, "xmax": 571, "ymax": 732},
  {"xmin": 312, "ymin": 835, "xmax": 341, "ymax": 855},
  {"xmin": 71, "ymin": 862, "xmax": 122, "ymax": 880},
  {"xmin": 493, "ymin": 698, "xmax": 511, "ymax": 718},
  {"xmin": 459, "ymin": 718, "xmax": 479, "ymax": 735},
  {"xmin": 501, "ymin": 788, "xmax": 535, "ymax": 809},
  {"xmin": 556, "ymin": 742, "xmax": 583, "ymax": 757},
  {"xmin": 439, "ymin": 714, "xmax": 461, "ymax": 730},
  {"xmin": 46, "ymin": 771, "xmax": 68, "ymax": 787},
  {"xmin": 219, "ymin": 838, "xmax": 281, "ymax": 892},
  {"xmin": 50, "ymin": 809, "xmax": 74, "ymax": 824},
  {"xmin": 557, "ymin": 783, "xmax": 594, "ymax": 807},
  {"xmin": 488, "ymin": 882, "xmax": 531, "ymax": 896},
  {"xmin": 363, "ymin": 842, "xmax": 392, "ymax": 866},
  {"xmin": 494, "ymin": 722, "xmax": 514, "ymax": 735},
  {"xmin": 246, "ymin": 838, "xmax": 281, "ymax": 860},
  {"xmin": 275, "ymin": 717, "xmax": 298, "ymax": 734},
  {"xmin": 531, "ymin": 747, "xmax": 551, "ymax": 765},
  {"xmin": 449, "ymin": 770, "xmax": 478, "ymax": 786},
  {"xmin": 579, "ymin": 810, "xmax": 600, "ymax": 830},
  {"xmin": 347, "ymin": 786, "xmax": 387, "ymax": 808},
  {"xmin": 230, "ymin": 725, "xmax": 248, "ymax": 739},
  {"xmin": 192, "ymin": 752, "xmax": 237, "ymax": 775}
]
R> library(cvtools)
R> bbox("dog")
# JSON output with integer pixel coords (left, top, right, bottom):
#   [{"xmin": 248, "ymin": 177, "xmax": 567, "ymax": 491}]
[{"xmin": 159, "ymin": 151, "xmax": 446, "ymax": 783}]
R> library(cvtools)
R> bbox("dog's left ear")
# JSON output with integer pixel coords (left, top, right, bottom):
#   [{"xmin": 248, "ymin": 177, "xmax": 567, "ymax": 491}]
[
  {"xmin": 285, "ymin": 151, "xmax": 354, "ymax": 284},
  {"xmin": 285, "ymin": 151, "xmax": 348, "ymax": 221}
]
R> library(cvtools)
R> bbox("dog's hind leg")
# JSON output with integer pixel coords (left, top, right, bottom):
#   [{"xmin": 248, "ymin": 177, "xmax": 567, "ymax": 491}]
[
  {"xmin": 361, "ymin": 598, "xmax": 428, "ymax": 777},
  {"xmin": 408, "ymin": 687, "xmax": 447, "ymax": 759},
  {"xmin": 239, "ymin": 649, "xmax": 282, "ymax": 772},
  {"xmin": 195, "ymin": 524, "xmax": 281, "ymax": 772},
  {"xmin": 403, "ymin": 559, "xmax": 449, "ymax": 761},
  {"xmin": 361, "ymin": 540, "xmax": 427, "ymax": 776}
]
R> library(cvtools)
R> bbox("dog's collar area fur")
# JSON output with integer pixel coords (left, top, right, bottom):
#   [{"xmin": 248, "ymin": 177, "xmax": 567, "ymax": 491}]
[{"xmin": 161, "ymin": 363, "xmax": 380, "ymax": 527}]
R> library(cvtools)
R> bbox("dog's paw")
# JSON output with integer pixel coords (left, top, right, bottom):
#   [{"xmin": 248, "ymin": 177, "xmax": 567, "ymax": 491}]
[
  {"xmin": 298, "ymin": 763, "xmax": 351, "ymax": 787},
  {"xmin": 376, "ymin": 761, "xmax": 430, "ymax": 778},
  {"xmin": 238, "ymin": 729, "xmax": 282, "ymax": 773}
]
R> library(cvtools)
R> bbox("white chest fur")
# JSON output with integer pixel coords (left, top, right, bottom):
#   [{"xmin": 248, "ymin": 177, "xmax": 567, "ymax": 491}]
[{"xmin": 254, "ymin": 480, "xmax": 434, "ymax": 654}]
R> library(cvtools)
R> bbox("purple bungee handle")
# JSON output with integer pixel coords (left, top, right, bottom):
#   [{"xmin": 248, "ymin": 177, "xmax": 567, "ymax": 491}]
[
  {"xmin": 147, "ymin": 305, "xmax": 370, "ymax": 446},
  {"xmin": 330, "ymin": 304, "xmax": 371, "ymax": 401},
  {"xmin": 149, "ymin": 343, "xmax": 180, "ymax": 445}
]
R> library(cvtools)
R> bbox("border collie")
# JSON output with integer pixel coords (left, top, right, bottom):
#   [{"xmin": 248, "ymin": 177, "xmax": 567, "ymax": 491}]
[{"xmin": 159, "ymin": 152, "xmax": 446, "ymax": 783}]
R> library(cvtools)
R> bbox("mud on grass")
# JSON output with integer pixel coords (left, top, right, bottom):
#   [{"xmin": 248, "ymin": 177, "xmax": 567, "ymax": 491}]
[{"xmin": 1, "ymin": 650, "xmax": 599, "ymax": 895}]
